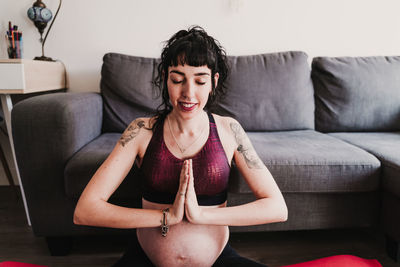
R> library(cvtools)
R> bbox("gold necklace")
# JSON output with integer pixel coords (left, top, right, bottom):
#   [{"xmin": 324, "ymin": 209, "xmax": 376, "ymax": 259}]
[{"xmin": 167, "ymin": 114, "xmax": 207, "ymax": 155}]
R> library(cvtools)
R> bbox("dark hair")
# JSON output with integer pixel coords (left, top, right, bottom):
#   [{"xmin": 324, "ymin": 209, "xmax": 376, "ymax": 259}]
[{"xmin": 152, "ymin": 25, "xmax": 229, "ymax": 130}]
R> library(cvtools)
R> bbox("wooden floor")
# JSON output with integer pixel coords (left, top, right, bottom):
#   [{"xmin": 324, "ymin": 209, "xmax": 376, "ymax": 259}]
[{"xmin": 0, "ymin": 186, "xmax": 398, "ymax": 267}]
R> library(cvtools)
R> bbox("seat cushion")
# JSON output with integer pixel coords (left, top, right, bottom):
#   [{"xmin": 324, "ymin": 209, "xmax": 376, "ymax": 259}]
[
  {"xmin": 312, "ymin": 56, "xmax": 400, "ymax": 132},
  {"xmin": 211, "ymin": 51, "xmax": 314, "ymax": 131},
  {"xmin": 65, "ymin": 133, "xmax": 142, "ymax": 199},
  {"xmin": 65, "ymin": 131, "xmax": 381, "ymax": 198},
  {"xmin": 229, "ymin": 130, "xmax": 380, "ymax": 193},
  {"xmin": 329, "ymin": 132, "xmax": 400, "ymax": 197}
]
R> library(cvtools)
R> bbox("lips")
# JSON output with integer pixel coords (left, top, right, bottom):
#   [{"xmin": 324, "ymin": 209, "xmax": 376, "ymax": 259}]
[{"xmin": 179, "ymin": 102, "xmax": 197, "ymax": 111}]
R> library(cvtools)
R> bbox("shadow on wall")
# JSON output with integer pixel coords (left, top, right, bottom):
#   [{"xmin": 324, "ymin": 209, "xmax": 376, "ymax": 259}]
[{"xmin": 68, "ymin": 69, "xmax": 102, "ymax": 93}]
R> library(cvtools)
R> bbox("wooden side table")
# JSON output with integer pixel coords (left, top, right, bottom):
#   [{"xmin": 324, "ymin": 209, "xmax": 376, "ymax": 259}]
[{"xmin": 0, "ymin": 59, "xmax": 66, "ymax": 225}]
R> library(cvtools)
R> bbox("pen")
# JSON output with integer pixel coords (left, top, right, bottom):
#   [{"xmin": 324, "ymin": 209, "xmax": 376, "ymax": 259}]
[
  {"xmin": 20, "ymin": 35, "xmax": 23, "ymax": 58},
  {"xmin": 16, "ymin": 31, "xmax": 20, "ymax": 58},
  {"xmin": 11, "ymin": 30, "xmax": 14, "ymax": 49}
]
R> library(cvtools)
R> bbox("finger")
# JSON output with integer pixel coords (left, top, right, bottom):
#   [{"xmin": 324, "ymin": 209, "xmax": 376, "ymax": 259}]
[
  {"xmin": 186, "ymin": 159, "xmax": 191, "ymax": 188},
  {"xmin": 186, "ymin": 159, "xmax": 190, "ymax": 176},
  {"xmin": 189, "ymin": 159, "xmax": 194, "ymax": 179},
  {"xmin": 187, "ymin": 160, "xmax": 195, "ymax": 194},
  {"xmin": 178, "ymin": 160, "xmax": 189, "ymax": 196},
  {"xmin": 190, "ymin": 159, "xmax": 194, "ymax": 188}
]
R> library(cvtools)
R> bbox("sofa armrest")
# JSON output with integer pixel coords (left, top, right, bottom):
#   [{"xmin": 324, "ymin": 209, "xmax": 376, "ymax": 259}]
[{"xmin": 11, "ymin": 92, "xmax": 103, "ymax": 236}]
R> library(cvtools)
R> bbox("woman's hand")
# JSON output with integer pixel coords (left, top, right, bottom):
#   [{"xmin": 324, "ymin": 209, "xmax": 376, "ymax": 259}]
[
  {"xmin": 168, "ymin": 160, "xmax": 190, "ymax": 225},
  {"xmin": 184, "ymin": 159, "xmax": 204, "ymax": 224}
]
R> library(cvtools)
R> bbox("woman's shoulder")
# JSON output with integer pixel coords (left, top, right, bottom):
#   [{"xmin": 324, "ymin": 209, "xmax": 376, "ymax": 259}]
[
  {"xmin": 210, "ymin": 113, "xmax": 239, "ymax": 159},
  {"xmin": 120, "ymin": 117, "xmax": 156, "ymax": 157},
  {"xmin": 126, "ymin": 117, "xmax": 156, "ymax": 130},
  {"xmin": 120, "ymin": 117, "xmax": 155, "ymax": 145},
  {"xmin": 210, "ymin": 113, "xmax": 243, "ymax": 142},
  {"xmin": 211, "ymin": 113, "xmax": 240, "ymax": 130}
]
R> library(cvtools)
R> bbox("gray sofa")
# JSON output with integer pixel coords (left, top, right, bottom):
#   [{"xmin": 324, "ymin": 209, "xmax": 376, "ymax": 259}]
[{"xmin": 11, "ymin": 52, "xmax": 400, "ymax": 260}]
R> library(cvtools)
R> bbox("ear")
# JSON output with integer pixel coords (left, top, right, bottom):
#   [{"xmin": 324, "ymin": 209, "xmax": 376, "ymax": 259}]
[{"xmin": 214, "ymin": 72, "xmax": 220, "ymax": 89}]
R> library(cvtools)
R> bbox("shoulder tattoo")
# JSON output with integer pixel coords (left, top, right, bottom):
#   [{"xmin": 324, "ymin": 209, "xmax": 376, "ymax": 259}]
[
  {"xmin": 230, "ymin": 122, "xmax": 264, "ymax": 169},
  {"xmin": 119, "ymin": 119, "xmax": 146, "ymax": 147}
]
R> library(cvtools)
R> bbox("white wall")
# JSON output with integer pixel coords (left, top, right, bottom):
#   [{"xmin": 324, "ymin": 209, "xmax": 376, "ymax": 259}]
[{"xmin": 1, "ymin": 0, "xmax": 400, "ymax": 184}]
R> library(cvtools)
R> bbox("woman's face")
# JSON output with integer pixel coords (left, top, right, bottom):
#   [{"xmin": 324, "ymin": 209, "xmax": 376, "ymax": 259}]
[{"xmin": 167, "ymin": 64, "xmax": 219, "ymax": 119}]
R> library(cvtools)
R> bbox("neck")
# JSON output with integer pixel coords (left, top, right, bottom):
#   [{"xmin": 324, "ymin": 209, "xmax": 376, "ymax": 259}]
[{"xmin": 168, "ymin": 110, "xmax": 208, "ymax": 136}]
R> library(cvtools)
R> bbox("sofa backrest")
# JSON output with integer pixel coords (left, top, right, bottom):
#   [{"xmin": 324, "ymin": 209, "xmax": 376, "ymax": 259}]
[
  {"xmin": 312, "ymin": 56, "xmax": 400, "ymax": 132},
  {"xmin": 101, "ymin": 53, "xmax": 161, "ymax": 133},
  {"xmin": 101, "ymin": 51, "xmax": 315, "ymax": 133},
  {"xmin": 211, "ymin": 51, "xmax": 315, "ymax": 131}
]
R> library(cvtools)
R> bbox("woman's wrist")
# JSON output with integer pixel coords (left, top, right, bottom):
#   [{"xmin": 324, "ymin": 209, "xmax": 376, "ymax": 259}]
[
  {"xmin": 186, "ymin": 207, "xmax": 208, "ymax": 225},
  {"xmin": 165, "ymin": 207, "xmax": 183, "ymax": 226},
  {"xmin": 160, "ymin": 208, "xmax": 169, "ymax": 237}
]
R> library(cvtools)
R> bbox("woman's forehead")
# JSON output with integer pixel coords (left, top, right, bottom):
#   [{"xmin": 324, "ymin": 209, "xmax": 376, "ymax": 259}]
[{"xmin": 168, "ymin": 64, "xmax": 211, "ymax": 76}]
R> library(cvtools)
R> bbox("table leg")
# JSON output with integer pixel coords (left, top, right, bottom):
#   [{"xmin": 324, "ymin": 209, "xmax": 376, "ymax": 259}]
[{"xmin": 0, "ymin": 94, "xmax": 31, "ymax": 226}]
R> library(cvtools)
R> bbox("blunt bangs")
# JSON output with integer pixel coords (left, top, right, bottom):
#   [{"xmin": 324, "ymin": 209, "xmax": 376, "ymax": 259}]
[{"xmin": 168, "ymin": 38, "xmax": 217, "ymax": 70}]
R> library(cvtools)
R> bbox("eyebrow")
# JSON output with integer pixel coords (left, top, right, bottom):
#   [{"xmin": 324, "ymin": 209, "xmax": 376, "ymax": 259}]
[{"xmin": 169, "ymin": 70, "xmax": 210, "ymax": 76}]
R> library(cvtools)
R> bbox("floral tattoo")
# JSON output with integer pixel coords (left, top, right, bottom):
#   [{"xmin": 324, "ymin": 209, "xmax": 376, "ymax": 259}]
[
  {"xmin": 119, "ymin": 119, "xmax": 146, "ymax": 147},
  {"xmin": 230, "ymin": 122, "xmax": 264, "ymax": 169}
]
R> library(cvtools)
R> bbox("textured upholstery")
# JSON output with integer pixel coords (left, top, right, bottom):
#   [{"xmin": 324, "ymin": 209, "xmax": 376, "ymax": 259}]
[
  {"xmin": 228, "ymin": 192, "xmax": 379, "ymax": 232},
  {"xmin": 229, "ymin": 130, "xmax": 380, "ymax": 193},
  {"xmin": 212, "ymin": 51, "xmax": 314, "ymax": 131},
  {"xmin": 101, "ymin": 53, "xmax": 161, "ymax": 133},
  {"xmin": 329, "ymin": 132, "xmax": 400, "ymax": 196},
  {"xmin": 312, "ymin": 56, "xmax": 400, "ymax": 132},
  {"xmin": 65, "ymin": 133, "xmax": 142, "ymax": 199},
  {"xmin": 65, "ymin": 129, "xmax": 381, "ymax": 199},
  {"xmin": 102, "ymin": 51, "xmax": 315, "ymax": 133},
  {"xmin": 12, "ymin": 93, "xmax": 103, "ymax": 235}
]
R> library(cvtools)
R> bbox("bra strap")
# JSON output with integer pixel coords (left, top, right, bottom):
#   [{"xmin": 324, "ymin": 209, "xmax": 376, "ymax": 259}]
[{"xmin": 207, "ymin": 111, "xmax": 215, "ymax": 124}]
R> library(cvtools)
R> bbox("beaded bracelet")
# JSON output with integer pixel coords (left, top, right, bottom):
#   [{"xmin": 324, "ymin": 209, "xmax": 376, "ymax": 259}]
[{"xmin": 161, "ymin": 208, "xmax": 169, "ymax": 237}]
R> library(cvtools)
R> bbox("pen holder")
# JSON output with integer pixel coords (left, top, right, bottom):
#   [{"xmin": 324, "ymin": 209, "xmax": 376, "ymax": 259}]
[{"xmin": 6, "ymin": 38, "xmax": 23, "ymax": 59}]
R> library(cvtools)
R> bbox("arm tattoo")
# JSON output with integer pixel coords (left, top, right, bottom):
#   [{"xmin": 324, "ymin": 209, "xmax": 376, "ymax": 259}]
[
  {"xmin": 119, "ymin": 119, "xmax": 145, "ymax": 147},
  {"xmin": 230, "ymin": 122, "xmax": 264, "ymax": 169}
]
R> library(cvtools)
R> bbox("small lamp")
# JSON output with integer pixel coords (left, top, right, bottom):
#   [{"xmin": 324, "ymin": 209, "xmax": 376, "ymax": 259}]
[{"xmin": 27, "ymin": 0, "xmax": 62, "ymax": 61}]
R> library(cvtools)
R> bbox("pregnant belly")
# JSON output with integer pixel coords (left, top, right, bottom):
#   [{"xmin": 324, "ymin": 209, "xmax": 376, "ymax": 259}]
[{"xmin": 137, "ymin": 199, "xmax": 229, "ymax": 267}]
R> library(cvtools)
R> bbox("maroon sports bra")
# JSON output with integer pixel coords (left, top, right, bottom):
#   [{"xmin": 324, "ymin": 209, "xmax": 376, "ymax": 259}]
[{"xmin": 139, "ymin": 112, "xmax": 231, "ymax": 206}]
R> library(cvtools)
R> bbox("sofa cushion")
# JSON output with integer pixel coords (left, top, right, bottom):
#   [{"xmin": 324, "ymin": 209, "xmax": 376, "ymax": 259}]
[
  {"xmin": 211, "ymin": 51, "xmax": 314, "ymax": 131},
  {"xmin": 229, "ymin": 192, "xmax": 379, "ymax": 231},
  {"xmin": 66, "ymin": 130, "xmax": 381, "ymax": 198},
  {"xmin": 312, "ymin": 56, "xmax": 400, "ymax": 132},
  {"xmin": 328, "ymin": 132, "xmax": 400, "ymax": 197},
  {"xmin": 101, "ymin": 53, "xmax": 161, "ymax": 133},
  {"xmin": 229, "ymin": 130, "xmax": 380, "ymax": 193},
  {"xmin": 65, "ymin": 133, "xmax": 142, "ymax": 199},
  {"xmin": 101, "ymin": 51, "xmax": 314, "ymax": 133}
]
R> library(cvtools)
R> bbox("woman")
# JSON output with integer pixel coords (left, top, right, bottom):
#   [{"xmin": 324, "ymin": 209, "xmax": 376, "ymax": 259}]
[{"xmin": 74, "ymin": 26, "xmax": 288, "ymax": 267}]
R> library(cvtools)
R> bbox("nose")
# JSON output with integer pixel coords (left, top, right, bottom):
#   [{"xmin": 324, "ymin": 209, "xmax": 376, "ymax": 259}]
[{"xmin": 181, "ymin": 80, "xmax": 196, "ymax": 100}]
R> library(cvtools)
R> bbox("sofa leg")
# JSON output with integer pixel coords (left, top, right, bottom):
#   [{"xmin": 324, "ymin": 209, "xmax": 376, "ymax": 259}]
[
  {"xmin": 386, "ymin": 235, "xmax": 400, "ymax": 262},
  {"xmin": 45, "ymin": 236, "xmax": 73, "ymax": 256}
]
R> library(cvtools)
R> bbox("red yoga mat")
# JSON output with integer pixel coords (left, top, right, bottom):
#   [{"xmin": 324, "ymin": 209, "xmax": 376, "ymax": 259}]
[
  {"xmin": 281, "ymin": 255, "xmax": 382, "ymax": 267},
  {"xmin": 0, "ymin": 262, "xmax": 47, "ymax": 267}
]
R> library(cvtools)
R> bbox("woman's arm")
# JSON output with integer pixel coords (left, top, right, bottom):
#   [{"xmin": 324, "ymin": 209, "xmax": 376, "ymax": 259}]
[
  {"xmin": 73, "ymin": 118, "xmax": 187, "ymax": 228},
  {"xmin": 185, "ymin": 118, "xmax": 288, "ymax": 226}
]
